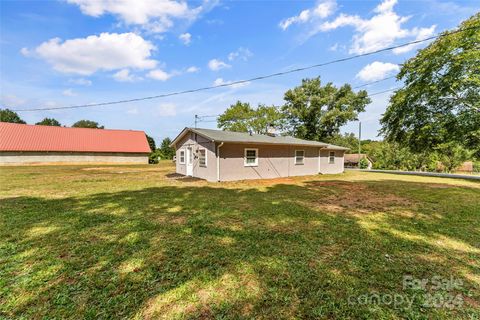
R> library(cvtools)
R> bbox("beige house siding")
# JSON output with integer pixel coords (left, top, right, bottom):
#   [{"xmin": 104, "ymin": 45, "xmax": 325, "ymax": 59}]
[
  {"xmin": 0, "ymin": 151, "xmax": 148, "ymax": 165},
  {"xmin": 175, "ymin": 132, "xmax": 217, "ymax": 181},
  {"xmin": 319, "ymin": 149, "xmax": 345, "ymax": 174},
  {"xmin": 218, "ymin": 143, "xmax": 322, "ymax": 181}
]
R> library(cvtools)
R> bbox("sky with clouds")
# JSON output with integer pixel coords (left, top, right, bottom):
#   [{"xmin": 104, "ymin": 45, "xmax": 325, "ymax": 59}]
[{"xmin": 1, "ymin": 0, "xmax": 478, "ymax": 143}]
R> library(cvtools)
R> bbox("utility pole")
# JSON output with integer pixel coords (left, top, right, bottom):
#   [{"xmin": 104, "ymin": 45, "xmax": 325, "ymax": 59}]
[
  {"xmin": 194, "ymin": 114, "xmax": 198, "ymax": 128},
  {"xmin": 358, "ymin": 121, "xmax": 362, "ymax": 155}
]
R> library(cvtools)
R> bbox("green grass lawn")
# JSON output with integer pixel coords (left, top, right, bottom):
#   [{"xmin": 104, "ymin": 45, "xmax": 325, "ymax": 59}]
[{"xmin": 1, "ymin": 162, "xmax": 479, "ymax": 319}]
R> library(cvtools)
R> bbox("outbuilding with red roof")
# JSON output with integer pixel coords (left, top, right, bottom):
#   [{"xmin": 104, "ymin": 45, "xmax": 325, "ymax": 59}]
[{"xmin": 0, "ymin": 122, "xmax": 151, "ymax": 164}]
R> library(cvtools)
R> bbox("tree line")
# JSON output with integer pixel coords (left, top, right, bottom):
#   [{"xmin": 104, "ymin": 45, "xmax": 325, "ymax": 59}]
[{"xmin": 0, "ymin": 109, "xmax": 105, "ymax": 129}]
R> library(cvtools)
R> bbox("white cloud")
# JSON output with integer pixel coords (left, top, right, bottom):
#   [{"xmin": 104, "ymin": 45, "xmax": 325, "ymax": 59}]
[
  {"xmin": 0, "ymin": 94, "xmax": 26, "ymax": 107},
  {"xmin": 186, "ymin": 66, "xmax": 200, "ymax": 73},
  {"xmin": 213, "ymin": 78, "xmax": 250, "ymax": 89},
  {"xmin": 127, "ymin": 108, "xmax": 139, "ymax": 114},
  {"xmin": 66, "ymin": 0, "xmax": 214, "ymax": 33},
  {"xmin": 392, "ymin": 25, "xmax": 436, "ymax": 54},
  {"xmin": 113, "ymin": 68, "xmax": 142, "ymax": 82},
  {"xmin": 316, "ymin": 0, "xmax": 436, "ymax": 54},
  {"xmin": 279, "ymin": 0, "xmax": 336, "ymax": 30},
  {"xmin": 155, "ymin": 103, "xmax": 177, "ymax": 117},
  {"xmin": 147, "ymin": 69, "xmax": 173, "ymax": 81},
  {"xmin": 356, "ymin": 61, "xmax": 399, "ymax": 81},
  {"xmin": 208, "ymin": 59, "xmax": 230, "ymax": 71},
  {"xmin": 228, "ymin": 47, "xmax": 253, "ymax": 61},
  {"xmin": 62, "ymin": 88, "xmax": 77, "ymax": 97},
  {"xmin": 69, "ymin": 78, "xmax": 92, "ymax": 86},
  {"xmin": 179, "ymin": 32, "xmax": 192, "ymax": 45},
  {"xmin": 20, "ymin": 47, "xmax": 31, "ymax": 56},
  {"xmin": 28, "ymin": 32, "xmax": 157, "ymax": 75}
]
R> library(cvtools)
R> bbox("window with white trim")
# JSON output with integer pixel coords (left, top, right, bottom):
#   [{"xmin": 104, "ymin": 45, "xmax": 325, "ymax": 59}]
[
  {"xmin": 199, "ymin": 148, "xmax": 207, "ymax": 167},
  {"xmin": 295, "ymin": 150, "xmax": 305, "ymax": 165},
  {"xmin": 244, "ymin": 148, "xmax": 258, "ymax": 166},
  {"xmin": 179, "ymin": 150, "xmax": 185, "ymax": 164},
  {"xmin": 329, "ymin": 151, "xmax": 335, "ymax": 164}
]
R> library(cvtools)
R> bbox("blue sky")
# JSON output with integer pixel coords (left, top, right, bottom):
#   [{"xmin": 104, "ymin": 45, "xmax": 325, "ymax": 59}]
[{"xmin": 1, "ymin": 0, "xmax": 478, "ymax": 143}]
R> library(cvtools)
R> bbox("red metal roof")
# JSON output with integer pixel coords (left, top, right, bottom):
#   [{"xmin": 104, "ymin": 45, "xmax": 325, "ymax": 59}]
[{"xmin": 0, "ymin": 122, "xmax": 151, "ymax": 153}]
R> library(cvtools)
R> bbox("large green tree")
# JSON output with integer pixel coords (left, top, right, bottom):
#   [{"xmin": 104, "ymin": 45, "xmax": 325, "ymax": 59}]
[
  {"xmin": 381, "ymin": 13, "xmax": 480, "ymax": 156},
  {"xmin": 0, "ymin": 109, "xmax": 26, "ymax": 124},
  {"xmin": 72, "ymin": 120, "xmax": 104, "ymax": 129},
  {"xmin": 281, "ymin": 78, "xmax": 370, "ymax": 141},
  {"xmin": 217, "ymin": 101, "xmax": 283, "ymax": 134},
  {"xmin": 35, "ymin": 118, "xmax": 61, "ymax": 126}
]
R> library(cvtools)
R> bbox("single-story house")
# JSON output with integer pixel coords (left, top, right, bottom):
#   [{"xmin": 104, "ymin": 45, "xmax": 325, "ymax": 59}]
[
  {"xmin": 344, "ymin": 153, "xmax": 373, "ymax": 169},
  {"xmin": 170, "ymin": 127, "xmax": 348, "ymax": 182},
  {"xmin": 0, "ymin": 122, "xmax": 151, "ymax": 165}
]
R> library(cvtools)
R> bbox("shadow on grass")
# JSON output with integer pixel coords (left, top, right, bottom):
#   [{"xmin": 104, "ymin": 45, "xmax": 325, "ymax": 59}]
[{"xmin": 0, "ymin": 180, "xmax": 479, "ymax": 319}]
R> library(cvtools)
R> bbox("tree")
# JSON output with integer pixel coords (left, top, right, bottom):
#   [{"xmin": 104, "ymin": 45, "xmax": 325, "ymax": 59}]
[
  {"xmin": 325, "ymin": 133, "xmax": 359, "ymax": 153},
  {"xmin": 381, "ymin": 13, "xmax": 480, "ymax": 156},
  {"xmin": 281, "ymin": 77, "xmax": 370, "ymax": 141},
  {"xmin": 145, "ymin": 134, "xmax": 156, "ymax": 152},
  {"xmin": 72, "ymin": 120, "xmax": 104, "ymax": 129},
  {"xmin": 217, "ymin": 101, "xmax": 283, "ymax": 134},
  {"xmin": 0, "ymin": 109, "xmax": 26, "ymax": 124},
  {"xmin": 435, "ymin": 143, "xmax": 472, "ymax": 173},
  {"xmin": 159, "ymin": 137, "xmax": 175, "ymax": 160},
  {"xmin": 35, "ymin": 118, "xmax": 61, "ymax": 126},
  {"xmin": 369, "ymin": 141, "xmax": 438, "ymax": 171}
]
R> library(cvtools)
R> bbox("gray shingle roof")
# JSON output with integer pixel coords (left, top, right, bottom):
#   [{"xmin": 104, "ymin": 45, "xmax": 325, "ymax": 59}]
[{"xmin": 172, "ymin": 127, "xmax": 348, "ymax": 150}]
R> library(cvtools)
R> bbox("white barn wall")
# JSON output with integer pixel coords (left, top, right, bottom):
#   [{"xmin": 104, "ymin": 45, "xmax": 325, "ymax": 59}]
[{"xmin": 0, "ymin": 152, "xmax": 148, "ymax": 165}]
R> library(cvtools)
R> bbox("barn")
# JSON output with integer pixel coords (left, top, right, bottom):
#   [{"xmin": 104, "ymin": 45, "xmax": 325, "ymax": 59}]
[{"xmin": 0, "ymin": 122, "xmax": 151, "ymax": 165}]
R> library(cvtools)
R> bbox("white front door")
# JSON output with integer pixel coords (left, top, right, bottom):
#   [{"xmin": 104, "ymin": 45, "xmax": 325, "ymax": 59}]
[{"xmin": 186, "ymin": 147, "xmax": 193, "ymax": 176}]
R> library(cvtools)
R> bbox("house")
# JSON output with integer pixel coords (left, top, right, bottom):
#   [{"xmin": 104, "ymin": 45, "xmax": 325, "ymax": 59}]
[
  {"xmin": 0, "ymin": 122, "xmax": 151, "ymax": 165},
  {"xmin": 344, "ymin": 153, "xmax": 373, "ymax": 169},
  {"xmin": 455, "ymin": 161, "xmax": 473, "ymax": 173},
  {"xmin": 170, "ymin": 127, "xmax": 348, "ymax": 182}
]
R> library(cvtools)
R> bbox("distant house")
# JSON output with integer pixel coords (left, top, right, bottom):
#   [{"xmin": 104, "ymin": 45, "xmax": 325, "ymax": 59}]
[
  {"xmin": 0, "ymin": 122, "xmax": 151, "ymax": 165},
  {"xmin": 344, "ymin": 153, "xmax": 373, "ymax": 169},
  {"xmin": 170, "ymin": 127, "xmax": 347, "ymax": 182},
  {"xmin": 455, "ymin": 161, "xmax": 474, "ymax": 173}
]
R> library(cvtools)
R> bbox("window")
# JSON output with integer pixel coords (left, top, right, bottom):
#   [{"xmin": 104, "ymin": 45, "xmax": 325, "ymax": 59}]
[
  {"xmin": 199, "ymin": 148, "xmax": 207, "ymax": 167},
  {"xmin": 179, "ymin": 150, "xmax": 185, "ymax": 164},
  {"xmin": 244, "ymin": 148, "xmax": 258, "ymax": 166},
  {"xmin": 295, "ymin": 150, "xmax": 305, "ymax": 165},
  {"xmin": 329, "ymin": 151, "xmax": 335, "ymax": 164}
]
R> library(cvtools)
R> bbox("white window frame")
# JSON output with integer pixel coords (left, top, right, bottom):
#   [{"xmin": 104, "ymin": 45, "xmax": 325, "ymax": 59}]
[
  {"xmin": 179, "ymin": 149, "xmax": 186, "ymax": 164},
  {"xmin": 244, "ymin": 148, "xmax": 259, "ymax": 167},
  {"xmin": 329, "ymin": 151, "xmax": 335, "ymax": 164},
  {"xmin": 198, "ymin": 148, "xmax": 207, "ymax": 167},
  {"xmin": 295, "ymin": 150, "xmax": 305, "ymax": 165}
]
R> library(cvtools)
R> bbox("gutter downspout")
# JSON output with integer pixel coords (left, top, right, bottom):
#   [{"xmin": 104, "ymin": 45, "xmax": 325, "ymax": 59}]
[{"xmin": 216, "ymin": 142, "xmax": 224, "ymax": 182}]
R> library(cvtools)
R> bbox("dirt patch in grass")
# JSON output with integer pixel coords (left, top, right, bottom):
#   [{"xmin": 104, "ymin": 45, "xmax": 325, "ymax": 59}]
[{"xmin": 307, "ymin": 181, "xmax": 414, "ymax": 213}]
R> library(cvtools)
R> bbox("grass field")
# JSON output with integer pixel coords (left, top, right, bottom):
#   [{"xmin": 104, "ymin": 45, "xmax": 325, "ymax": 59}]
[{"xmin": 1, "ymin": 162, "xmax": 479, "ymax": 319}]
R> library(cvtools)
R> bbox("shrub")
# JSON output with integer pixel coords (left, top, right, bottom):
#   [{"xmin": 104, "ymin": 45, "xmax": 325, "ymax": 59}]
[{"xmin": 359, "ymin": 157, "xmax": 369, "ymax": 169}]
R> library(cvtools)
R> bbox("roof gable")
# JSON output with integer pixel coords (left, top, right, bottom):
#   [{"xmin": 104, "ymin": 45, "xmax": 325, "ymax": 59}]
[{"xmin": 0, "ymin": 122, "xmax": 151, "ymax": 153}]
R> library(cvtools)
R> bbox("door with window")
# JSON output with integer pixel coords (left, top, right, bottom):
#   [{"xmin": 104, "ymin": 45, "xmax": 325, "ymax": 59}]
[{"xmin": 186, "ymin": 147, "xmax": 193, "ymax": 176}]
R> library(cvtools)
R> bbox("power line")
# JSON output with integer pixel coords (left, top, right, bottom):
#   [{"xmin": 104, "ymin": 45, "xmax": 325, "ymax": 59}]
[
  {"xmin": 10, "ymin": 25, "xmax": 479, "ymax": 113},
  {"xmin": 194, "ymin": 87, "xmax": 401, "ymax": 124},
  {"xmin": 353, "ymin": 75, "xmax": 396, "ymax": 88}
]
